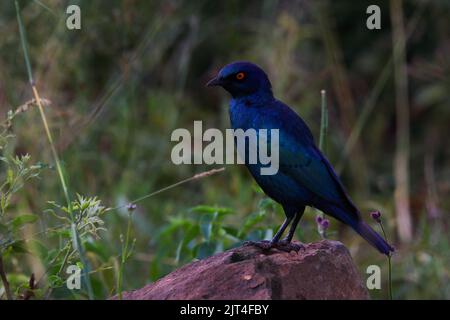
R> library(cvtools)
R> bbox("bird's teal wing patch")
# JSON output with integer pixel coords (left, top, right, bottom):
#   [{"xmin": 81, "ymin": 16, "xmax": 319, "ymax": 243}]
[{"xmin": 277, "ymin": 132, "xmax": 358, "ymax": 215}]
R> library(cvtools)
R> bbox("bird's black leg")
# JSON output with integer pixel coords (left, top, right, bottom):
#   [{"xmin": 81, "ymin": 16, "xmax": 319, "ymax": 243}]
[
  {"xmin": 282, "ymin": 206, "xmax": 305, "ymax": 243},
  {"xmin": 244, "ymin": 206, "xmax": 306, "ymax": 253},
  {"xmin": 244, "ymin": 216, "xmax": 293, "ymax": 251},
  {"xmin": 271, "ymin": 216, "xmax": 293, "ymax": 244},
  {"xmin": 270, "ymin": 207, "xmax": 305, "ymax": 252}
]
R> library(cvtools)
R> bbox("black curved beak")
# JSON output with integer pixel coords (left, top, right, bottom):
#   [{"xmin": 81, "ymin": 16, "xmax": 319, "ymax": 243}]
[{"xmin": 206, "ymin": 76, "xmax": 223, "ymax": 87}]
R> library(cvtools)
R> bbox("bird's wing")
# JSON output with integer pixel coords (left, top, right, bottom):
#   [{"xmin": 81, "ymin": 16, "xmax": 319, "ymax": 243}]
[
  {"xmin": 261, "ymin": 102, "xmax": 359, "ymax": 217},
  {"xmin": 278, "ymin": 137, "xmax": 358, "ymax": 216}
]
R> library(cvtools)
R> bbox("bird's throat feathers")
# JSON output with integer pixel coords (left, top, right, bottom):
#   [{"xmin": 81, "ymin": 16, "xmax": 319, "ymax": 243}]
[{"xmin": 230, "ymin": 89, "xmax": 274, "ymax": 109}]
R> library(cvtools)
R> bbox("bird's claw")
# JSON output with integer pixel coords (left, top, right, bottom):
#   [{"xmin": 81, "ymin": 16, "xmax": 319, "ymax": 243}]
[
  {"xmin": 243, "ymin": 240, "xmax": 273, "ymax": 251},
  {"xmin": 277, "ymin": 240, "xmax": 305, "ymax": 252},
  {"xmin": 244, "ymin": 240, "xmax": 304, "ymax": 253}
]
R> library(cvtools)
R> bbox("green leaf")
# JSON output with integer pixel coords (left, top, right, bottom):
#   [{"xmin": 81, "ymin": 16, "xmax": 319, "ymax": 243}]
[
  {"xmin": 6, "ymin": 273, "xmax": 29, "ymax": 287},
  {"xmin": 238, "ymin": 210, "xmax": 267, "ymax": 238},
  {"xmin": 200, "ymin": 216, "xmax": 213, "ymax": 241},
  {"xmin": 195, "ymin": 242, "xmax": 216, "ymax": 259},
  {"xmin": 156, "ymin": 217, "xmax": 193, "ymax": 240},
  {"xmin": 182, "ymin": 225, "xmax": 201, "ymax": 249},
  {"xmin": 252, "ymin": 183, "xmax": 264, "ymax": 194},
  {"xmin": 258, "ymin": 197, "xmax": 276, "ymax": 210},
  {"xmin": 221, "ymin": 226, "xmax": 238, "ymax": 237},
  {"xmin": 47, "ymin": 228, "xmax": 71, "ymax": 239},
  {"xmin": 190, "ymin": 205, "xmax": 233, "ymax": 216},
  {"xmin": 9, "ymin": 240, "xmax": 29, "ymax": 254},
  {"xmin": 11, "ymin": 214, "xmax": 38, "ymax": 230},
  {"xmin": 175, "ymin": 239, "xmax": 184, "ymax": 264},
  {"xmin": 76, "ymin": 261, "xmax": 84, "ymax": 270},
  {"xmin": 1, "ymin": 193, "xmax": 10, "ymax": 212},
  {"xmin": 84, "ymin": 241, "xmax": 109, "ymax": 262},
  {"xmin": 48, "ymin": 275, "xmax": 64, "ymax": 288},
  {"xmin": 6, "ymin": 168, "xmax": 14, "ymax": 185}
]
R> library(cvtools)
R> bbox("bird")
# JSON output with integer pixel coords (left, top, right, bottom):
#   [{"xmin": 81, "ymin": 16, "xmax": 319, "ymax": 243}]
[{"xmin": 207, "ymin": 61, "xmax": 394, "ymax": 256}]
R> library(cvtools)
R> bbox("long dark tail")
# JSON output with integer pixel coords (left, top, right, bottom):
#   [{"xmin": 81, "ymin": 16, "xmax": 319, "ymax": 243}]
[
  {"xmin": 353, "ymin": 221, "xmax": 394, "ymax": 256},
  {"xmin": 321, "ymin": 204, "xmax": 394, "ymax": 256}
]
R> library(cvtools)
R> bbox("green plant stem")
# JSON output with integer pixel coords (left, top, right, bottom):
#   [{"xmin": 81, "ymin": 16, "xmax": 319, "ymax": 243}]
[
  {"xmin": 32, "ymin": 86, "xmax": 73, "ymax": 218},
  {"xmin": 117, "ymin": 213, "xmax": 133, "ymax": 300},
  {"xmin": 0, "ymin": 255, "xmax": 13, "ymax": 300},
  {"xmin": 71, "ymin": 223, "xmax": 94, "ymax": 299},
  {"xmin": 316, "ymin": 90, "xmax": 328, "ymax": 223},
  {"xmin": 379, "ymin": 221, "xmax": 388, "ymax": 243},
  {"xmin": 107, "ymin": 167, "xmax": 225, "ymax": 212},
  {"xmin": 387, "ymin": 255, "xmax": 392, "ymax": 300},
  {"xmin": 15, "ymin": 0, "xmax": 33, "ymax": 85},
  {"xmin": 379, "ymin": 221, "xmax": 393, "ymax": 300},
  {"xmin": 43, "ymin": 242, "xmax": 72, "ymax": 299},
  {"xmin": 15, "ymin": 1, "xmax": 92, "ymax": 299},
  {"xmin": 319, "ymin": 89, "xmax": 328, "ymax": 152}
]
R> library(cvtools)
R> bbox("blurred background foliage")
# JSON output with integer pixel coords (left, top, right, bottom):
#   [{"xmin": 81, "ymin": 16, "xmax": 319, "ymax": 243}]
[{"xmin": 0, "ymin": 0, "xmax": 448, "ymax": 299}]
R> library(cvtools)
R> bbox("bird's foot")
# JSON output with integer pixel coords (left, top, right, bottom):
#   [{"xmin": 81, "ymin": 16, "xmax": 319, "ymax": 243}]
[
  {"xmin": 276, "ymin": 239, "xmax": 305, "ymax": 253},
  {"xmin": 243, "ymin": 240, "xmax": 273, "ymax": 251},
  {"xmin": 244, "ymin": 240, "xmax": 304, "ymax": 253}
]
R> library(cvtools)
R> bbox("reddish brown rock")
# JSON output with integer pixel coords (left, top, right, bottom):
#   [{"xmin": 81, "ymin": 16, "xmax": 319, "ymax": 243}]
[{"xmin": 116, "ymin": 240, "xmax": 369, "ymax": 300}]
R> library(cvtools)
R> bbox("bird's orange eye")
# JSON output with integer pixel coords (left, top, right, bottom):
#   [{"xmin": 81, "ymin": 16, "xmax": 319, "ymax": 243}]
[{"xmin": 236, "ymin": 72, "xmax": 245, "ymax": 80}]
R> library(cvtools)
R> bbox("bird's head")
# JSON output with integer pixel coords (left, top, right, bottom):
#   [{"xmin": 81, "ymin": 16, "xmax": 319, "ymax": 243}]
[{"xmin": 206, "ymin": 61, "xmax": 272, "ymax": 98}]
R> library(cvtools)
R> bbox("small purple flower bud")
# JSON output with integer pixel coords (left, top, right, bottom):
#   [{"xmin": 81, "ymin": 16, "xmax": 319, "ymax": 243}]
[
  {"xmin": 315, "ymin": 216, "xmax": 323, "ymax": 225},
  {"xmin": 127, "ymin": 203, "xmax": 137, "ymax": 212},
  {"xmin": 320, "ymin": 218, "xmax": 330, "ymax": 229},
  {"xmin": 370, "ymin": 210, "xmax": 382, "ymax": 222},
  {"xmin": 316, "ymin": 215, "xmax": 330, "ymax": 238}
]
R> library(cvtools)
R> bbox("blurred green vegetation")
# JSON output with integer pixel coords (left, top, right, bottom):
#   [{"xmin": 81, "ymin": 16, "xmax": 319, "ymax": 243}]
[{"xmin": 0, "ymin": 0, "xmax": 449, "ymax": 299}]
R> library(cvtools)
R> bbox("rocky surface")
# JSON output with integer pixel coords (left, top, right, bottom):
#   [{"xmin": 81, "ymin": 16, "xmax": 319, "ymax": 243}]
[{"xmin": 115, "ymin": 240, "xmax": 369, "ymax": 300}]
